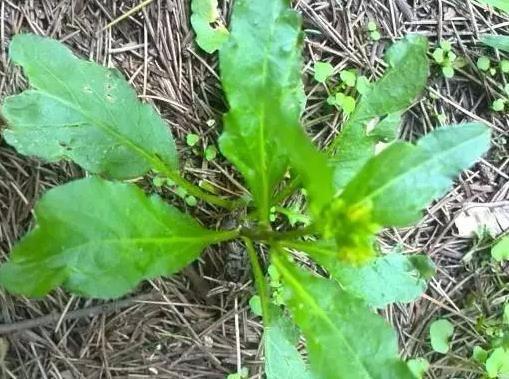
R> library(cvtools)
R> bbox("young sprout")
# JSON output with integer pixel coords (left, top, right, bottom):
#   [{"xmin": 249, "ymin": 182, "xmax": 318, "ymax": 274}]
[
  {"xmin": 185, "ymin": 195, "xmax": 198, "ymax": 207},
  {"xmin": 432, "ymin": 41, "xmax": 458, "ymax": 78},
  {"xmin": 314, "ymin": 61, "xmax": 334, "ymax": 83},
  {"xmin": 340, "ymin": 70, "xmax": 357, "ymax": 87},
  {"xmin": 334, "ymin": 92, "xmax": 356, "ymax": 115},
  {"xmin": 186, "ymin": 133, "xmax": 200, "ymax": 147},
  {"xmin": 492, "ymin": 98, "xmax": 506, "ymax": 112},
  {"xmin": 501, "ymin": 60, "xmax": 509, "ymax": 73},
  {"xmin": 152, "ymin": 176, "xmax": 166, "ymax": 188},
  {"xmin": 367, "ymin": 20, "xmax": 381, "ymax": 41},
  {"xmin": 205, "ymin": 145, "xmax": 218, "ymax": 161},
  {"xmin": 477, "ymin": 56, "xmax": 491, "ymax": 71}
]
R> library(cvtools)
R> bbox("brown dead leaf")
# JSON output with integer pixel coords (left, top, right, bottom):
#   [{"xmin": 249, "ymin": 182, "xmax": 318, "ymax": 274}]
[{"xmin": 455, "ymin": 202, "xmax": 509, "ymax": 238}]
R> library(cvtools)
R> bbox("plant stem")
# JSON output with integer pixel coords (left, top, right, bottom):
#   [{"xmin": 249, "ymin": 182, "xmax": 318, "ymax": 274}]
[
  {"xmin": 240, "ymin": 224, "xmax": 315, "ymax": 242},
  {"xmin": 162, "ymin": 168, "xmax": 244, "ymax": 210},
  {"xmin": 210, "ymin": 229, "xmax": 241, "ymax": 244},
  {"xmin": 244, "ymin": 238, "xmax": 271, "ymax": 323}
]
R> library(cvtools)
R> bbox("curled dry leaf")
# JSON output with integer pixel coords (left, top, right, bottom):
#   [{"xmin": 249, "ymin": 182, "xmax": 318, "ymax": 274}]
[{"xmin": 454, "ymin": 201, "xmax": 509, "ymax": 238}]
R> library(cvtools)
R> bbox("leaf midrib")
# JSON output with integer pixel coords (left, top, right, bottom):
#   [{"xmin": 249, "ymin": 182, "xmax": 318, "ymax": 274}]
[
  {"xmin": 348, "ymin": 130, "xmax": 485, "ymax": 207},
  {"xmin": 274, "ymin": 254, "xmax": 376, "ymax": 378},
  {"xmin": 30, "ymin": 63, "xmax": 170, "ymax": 174},
  {"xmin": 256, "ymin": 0, "xmax": 279, "ymax": 222}
]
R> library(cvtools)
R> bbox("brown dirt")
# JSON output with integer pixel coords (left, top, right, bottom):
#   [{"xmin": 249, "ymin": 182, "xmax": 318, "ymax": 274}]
[{"xmin": 0, "ymin": 0, "xmax": 508, "ymax": 378}]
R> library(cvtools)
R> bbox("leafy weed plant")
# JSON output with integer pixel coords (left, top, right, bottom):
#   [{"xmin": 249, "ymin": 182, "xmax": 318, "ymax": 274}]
[{"xmin": 0, "ymin": 0, "xmax": 492, "ymax": 377}]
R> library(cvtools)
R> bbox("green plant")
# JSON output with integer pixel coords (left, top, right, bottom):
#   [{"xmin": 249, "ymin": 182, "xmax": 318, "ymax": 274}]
[
  {"xmin": 492, "ymin": 236, "xmax": 509, "ymax": 262},
  {"xmin": 479, "ymin": 35, "xmax": 509, "ymax": 113},
  {"xmin": 470, "ymin": 301, "xmax": 509, "ymax": 378},
  {"xmin": 367, "ymin": 20, "xmax": 381, "ymax": 41},
  {"xmin": 431, "ymin": 41, "xmax": 463, "ymax": 78},
  {"xmin": 0, "ymin": 0, "xmax": 492, "ymax": 377},
  {"xmin": 430, "ymin": 319, "xmax": 455, "ymax": 354}
]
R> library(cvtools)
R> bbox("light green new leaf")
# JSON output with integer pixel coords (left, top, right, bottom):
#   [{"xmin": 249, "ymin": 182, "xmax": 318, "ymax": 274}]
[
  {"xmin": 265, "ymin": 306, "xmax": 314, "ymax": 379},
  {"xmin": 190, "ymin": 0, "xmax": 229, "ymax": 53},
  {"xmin": 331, "ymin": 35, "xmax": 429, "ymax": 190},
  {"xmin": 473, "ymin": 346, "xmax": 489, "ymax": 363},
  {"xmin": 220, "ymin": 0, "xmax": 333, "ymax": 220},
  {"xmin": 477, "ymin": 0, "xmax": 509, "ymax": 13},
  {"xmin": 492, "ymin": 236, "xmax": 509, "ymax": 262},
  {"xmin": 407, "ymin": 358, "xmax": 429, "ymax": 379},
  {"xmin": 272, "ymin": 252, "xmax": 414, "ymax": 379},
  {"xmin": 282, "ymin": 241, "xmax": 435, "ymax": 308},
  {"xmin": 339, "ymin": 124, "xmax": 491, "ymax": 226},
  {"xmin": 429, "ymin": 319, "xmax": 454, "ymax": 354},
  {"xmin": 486, "ymin": 348, "xmax": 509, "ymax": 378},
  {"xmin": 2, "ymin": 34, "xmax": 177, "ymax": 179},
  {"xmin": 0, "ymin": 178, "xmax": 234, "ymax": 299},
  {"xmin": 480, "ymin": 35, "xmax": 509, "ymax": 53},
  {"xmin": 314, "ymin": 61, "xmax": 334, "ymax": 83}
]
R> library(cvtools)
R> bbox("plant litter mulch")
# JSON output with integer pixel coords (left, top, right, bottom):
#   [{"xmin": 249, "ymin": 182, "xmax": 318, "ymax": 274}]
[{"xmin": 0, "ymin": 0, "xmax": 508, "ymax": 378}]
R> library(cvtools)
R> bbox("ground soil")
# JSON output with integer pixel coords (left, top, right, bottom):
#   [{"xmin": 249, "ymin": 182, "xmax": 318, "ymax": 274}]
[{"xmin": 0, "ymin": 0, "xmax": 508, "ymax": 378}]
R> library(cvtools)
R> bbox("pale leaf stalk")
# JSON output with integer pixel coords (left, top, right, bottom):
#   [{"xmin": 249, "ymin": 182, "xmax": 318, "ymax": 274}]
[{"xmin": 244, "ymin": 238, "xmax": 271, "ymax": 324}]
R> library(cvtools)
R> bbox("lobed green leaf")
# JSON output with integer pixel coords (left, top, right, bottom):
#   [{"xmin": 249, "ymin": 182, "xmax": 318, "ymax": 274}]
[
  {"xmin": 331, "ymin": 35, "xmax": 429, "ymax": 191},
  {"xmin": 219, "ymin": 0, "xmax": 333, "ymax": 220},
  {"xmin": 264, "ymin": 306, "xmax": 314, "ymax": 379},
  {"xmin": 282, "ymin": 241, "xmax": 435, "ymax": 308},
  {"xmin": 2, "ymin": 34, "xmax": 177, "ymax": 179},
  {"xmin": 339, "ymin": 123, "xmax": 491, "ymax": 226},
  {"xmin": 429, "ymin": 319, "xmax": 454, "ymax": 354},
  {"xmin": 0, "ymin": 177, "xmax": 235, "ymax": 298},
  {"xmin": 480, "ymin": 34, "xmax": 509, "ymax": 53},
  {"xmin": 486, "ymin": 348, "xmax": 509, "ymax": 378},
  {"xmin": 272, "ymin": 252, "xmax": 414, "ymax": 379},
  {"xmin": 190, "ymin": 0, "xmax": 229, "ymax": 53}
]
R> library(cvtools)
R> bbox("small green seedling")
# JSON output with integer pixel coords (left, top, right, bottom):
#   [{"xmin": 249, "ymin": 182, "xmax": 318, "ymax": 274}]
[
  {"xmin": 367, "ymin": 20, "xmax": 381, "ymax": 41},
  {"xmin": 314, "ymin": 61, "xmax": 334, "ymax": 83},
  {"xmin": 468, "ymin": 301, "xmax": 509, "ymax": 378},
  {"xmin": 430, "ymin": 319, "xmax": 455, "ymax": 354},
  {"xmin": 501, "ymin": 60, "xmax": 509, "ymax": 73},
  {"xmin": 186, "ymin": 133, "xmax": 200, "ymax": 147},
  {"xmin": 492, "ymin": 98, "xmax": 506, "ymax": 112},
  {"xmin": 325, "ymin": 69, "xmax": 367, "ymax": 115},
  {"xmin": 478, "ymin": 56, "xmax": 492, "ymax": 72},
  {"xmin": 492, "ymin": 236, "xmax": 509, "ymax": 262},
  {"xmin": 432, "ymin": 41, "xmax": 461, "ymax": 78},
  {"xmin": 227, "ymin": 367, "xmax": 249, "ymax": 379},
  {"xmin": 204, "ymin": 145, "xmax": 218, "ymax": 161},
  {"xmin": 0, "ymin": 0, "xmax": 491, "ymax": 377},
  {"xmin": 249, "ymin": 294, "xmax": 263, "ymax": 316},
  {"xmin": 407, "ymin": 358, "xmax": 430, "ymax": 379}
]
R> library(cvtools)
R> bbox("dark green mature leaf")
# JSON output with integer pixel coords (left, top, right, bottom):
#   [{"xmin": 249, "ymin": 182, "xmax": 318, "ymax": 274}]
[
  {"xmin": 2, "ymin": 34, "xmax": 177, "ymax": 179},
  {"xmin": 332, "ymin": 35, "xmax": 429, "ymax": 190},
  {"xmin": 340, "ymin": 124, "xmax": 491, "ymax": 226},
  {"xmin": 480, "ymin": 34, "xmax": 509, "ymax": 53},
  {"xmin": 272, "ymin": 252, "xmax": 414, "ymax": 379},
  {"xmin": 265, "ymin": 306, "xmax": 314, "ymax": 379},
  {"xmin": 282, "ymin": 241, "xmax": 435, "ymax": 308},
  {"xmin": 219, "ymin": 0, "xmax": 333, "ymax": 220},
  {"xmin": 0, "ymin": 178, "xmax": 235, "ymax": 298},
  {"xmin": 190, "ymin": 0, "xmax": 229, "ymax": 53}
]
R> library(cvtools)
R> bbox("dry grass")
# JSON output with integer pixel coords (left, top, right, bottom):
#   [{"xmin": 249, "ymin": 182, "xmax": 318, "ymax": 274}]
[{"xmin": 0, "ymin": 0, "xmax": 508, "ymax": 378}]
